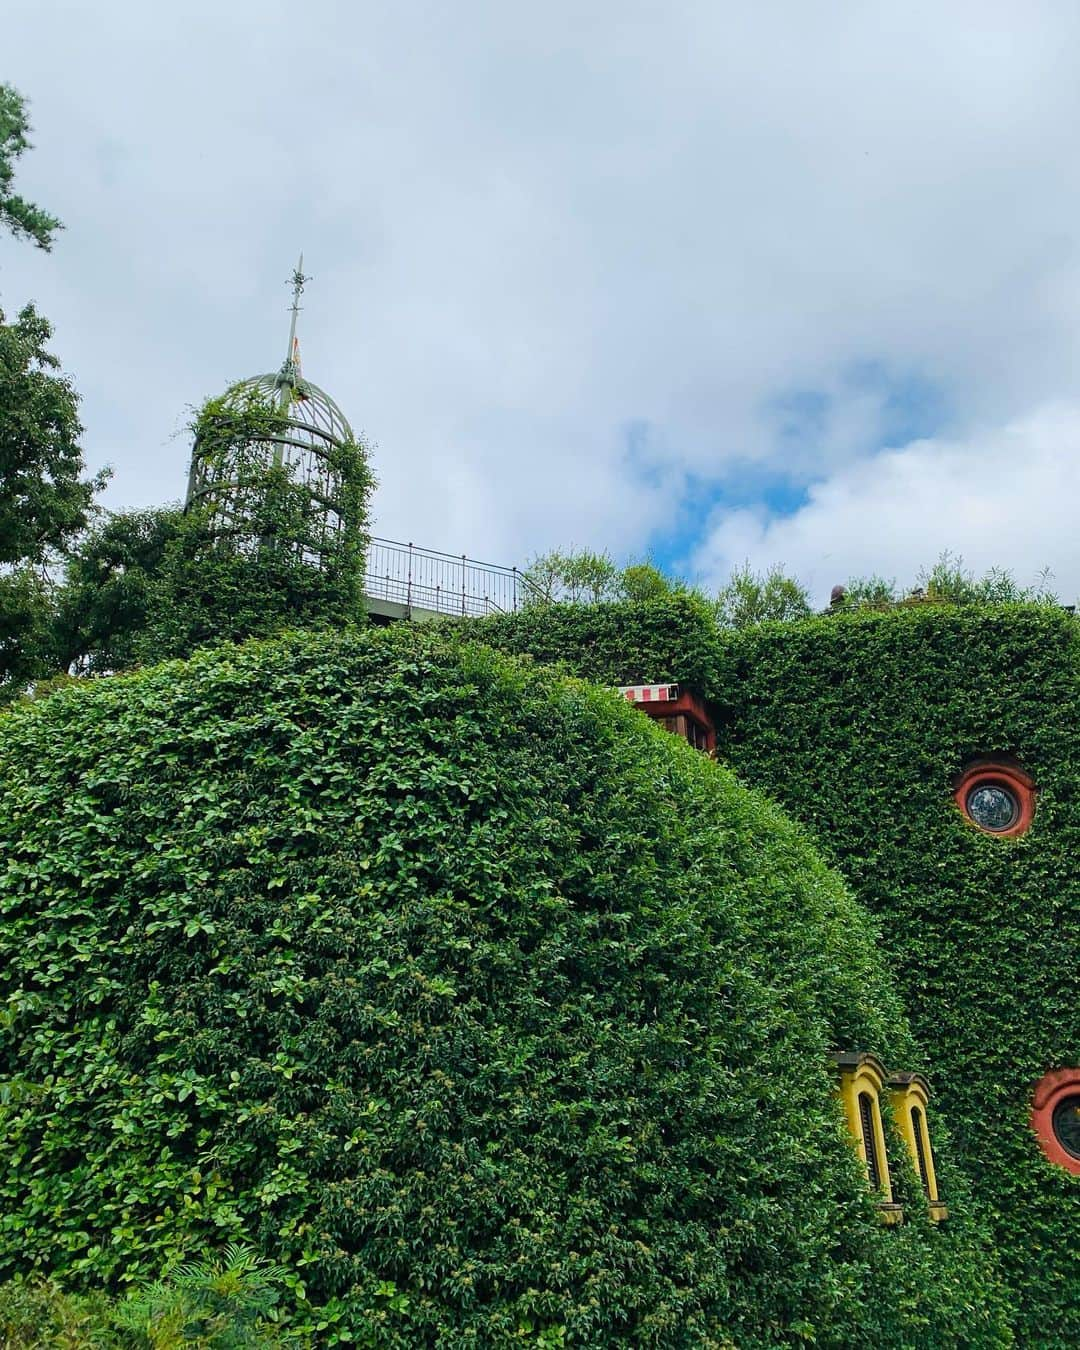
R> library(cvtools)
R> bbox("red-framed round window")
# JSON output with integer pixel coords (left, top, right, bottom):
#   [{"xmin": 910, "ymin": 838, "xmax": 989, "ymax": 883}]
[
  {"xmin": 954, "ymin": 760, "xmax": 1035, "ymax": 838},
  {"xmin": 1031, "ymin": 1069, "xmax": 1080, "ymax": 1175}
]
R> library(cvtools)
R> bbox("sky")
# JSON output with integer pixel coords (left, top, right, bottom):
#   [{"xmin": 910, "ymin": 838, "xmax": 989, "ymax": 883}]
[{"xmin": 3, "ymin": 1, "xmax": 1080, "ymax": 603}]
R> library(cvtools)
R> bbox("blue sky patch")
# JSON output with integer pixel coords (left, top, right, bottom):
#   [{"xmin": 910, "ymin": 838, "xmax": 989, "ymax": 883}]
[{"xmin": 631, "ymin": 361, "xmax": 949, "ymax": 582}]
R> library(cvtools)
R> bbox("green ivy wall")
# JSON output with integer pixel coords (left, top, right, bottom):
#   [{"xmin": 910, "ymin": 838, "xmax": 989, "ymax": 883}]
[
  {"xmin": 472, "ymin": 598, "xmax": 1080, "ymax": 1342},
  {"xmin": 713, "ymin": 605, "xmax": 1080, "ymax": 1346}
]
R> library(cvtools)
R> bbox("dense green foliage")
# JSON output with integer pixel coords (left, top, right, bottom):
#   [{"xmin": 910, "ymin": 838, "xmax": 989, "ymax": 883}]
[
  {"xmin": 0, "ymin": 304, "xmax": 107, "ymax": 697},
  {"xmin": 144, "ymin": 389, "xmax": 372, "ymax": 662},
  {"xmin": 711, "ymin": 605, "xmax": 1080, "ymax": 1345},
  {"xmin": 0, "ymin": 1277, "xmax": 125, "ymax": 1348},
  {"xmin": 714, "ymin": 563, "xmax": 812, "ymax": 629},
  {"xmin": 459, "ymin": 593, "xmax": 726, "ymax": 695},
  {"xmin": 0, "ymin": 84, "xmax": 61, "ymax": 250},
  {"xmin": 52, "ymin": 506, "xmax": 185, "ymax": 675},
  {"xmin": 0, "ymin": 305, "xmax": 98, "ymax": 567},
  {"xmin": 462, "ymin": 596, "xmax": 1080, "ymax": 1340},
  {"xmin": 0, "ymin": 626, "xmax": 1006, "ymax": 1345}
]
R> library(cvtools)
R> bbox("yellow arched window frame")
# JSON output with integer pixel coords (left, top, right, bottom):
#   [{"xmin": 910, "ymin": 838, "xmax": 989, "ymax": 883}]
[
  {"xmin": 888, "ymin": 1072, "xmax": 948, "ymax": 1223},
  {"xmin": 832, "ymin": 1052, "xmax": 903, "ymax": 1225}
]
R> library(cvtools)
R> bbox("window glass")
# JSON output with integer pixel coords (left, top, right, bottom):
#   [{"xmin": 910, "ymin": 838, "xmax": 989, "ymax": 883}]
[
  {"xmin": 911, "ymin": 1105, "xmax": 932, "ymax": 1194},
  {"xmin": 966, "ymin": 783, "xmax": 1019, "ymax": 832},
  {"xmin": 858, "ymin": 1091, "xmax": 882, "ymax": 1189},
  {"xmin": 1052, "ymin": 1095, "xmax": 1080, "ymax": 1160}
]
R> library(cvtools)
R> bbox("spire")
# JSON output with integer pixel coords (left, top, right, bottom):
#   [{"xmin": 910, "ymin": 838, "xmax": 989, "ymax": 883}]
[
  {"xmin": 270, "ymin": 255, "xmax": 311, "ymax": 462},
  {"xmin": 280, "ymin": 253, "xmax": 311, "ymax": 397}
]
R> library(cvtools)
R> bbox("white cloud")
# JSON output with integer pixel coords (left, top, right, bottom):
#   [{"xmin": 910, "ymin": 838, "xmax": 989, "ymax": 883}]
[
  {"xmin": 692, "ymin": 402, "xmax": 1080, "ymax": 604},
  {"xmin": 3, "ymin": 1, "xmax": 1080, "ymax": 573}
]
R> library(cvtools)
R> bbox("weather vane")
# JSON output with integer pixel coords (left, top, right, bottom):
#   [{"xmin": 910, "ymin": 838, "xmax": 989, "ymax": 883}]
[
  {"xmin": 282, "ymin": 253, "xmax": 311, "ymax": 386},
  {"xmin": 288, "ymin": 254, "xmax": 311, "ymax": 315}
]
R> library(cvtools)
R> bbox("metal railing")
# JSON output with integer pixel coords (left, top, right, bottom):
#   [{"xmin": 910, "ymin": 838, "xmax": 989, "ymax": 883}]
[{"xmin": 364, "ymin": 536, "xmax": 545, "ymax": 617}]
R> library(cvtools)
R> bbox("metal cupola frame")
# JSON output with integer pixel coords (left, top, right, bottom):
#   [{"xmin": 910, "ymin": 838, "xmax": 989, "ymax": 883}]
[{"xmin": 184, "ymin": 256, "xmax": 362, "ymax": 566}]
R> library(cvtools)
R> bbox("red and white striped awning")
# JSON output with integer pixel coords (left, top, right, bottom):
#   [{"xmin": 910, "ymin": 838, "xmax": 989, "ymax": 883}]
[{"xmin": 617, "ymin": 683, "xmax": 679, "ymax": 704}]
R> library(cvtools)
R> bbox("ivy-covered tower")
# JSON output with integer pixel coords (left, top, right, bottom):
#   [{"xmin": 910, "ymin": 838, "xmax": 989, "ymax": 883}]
[
  {"xmin": 156, "ymin": 260, "xmax": 372, "ymax": 659},
  {"xmin": 184, "ymin": 257, "xmax": 368, "ymax": 568}
]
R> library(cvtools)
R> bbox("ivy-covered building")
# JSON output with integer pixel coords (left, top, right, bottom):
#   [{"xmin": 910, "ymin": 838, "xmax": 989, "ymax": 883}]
[
  {"xmin": 0, "ymin": 272, "xmax": 1074, "ymax": 1339},
  {"xmin": 470, "ymin": 596, "xmax": 1080, "ymax": 1346}
]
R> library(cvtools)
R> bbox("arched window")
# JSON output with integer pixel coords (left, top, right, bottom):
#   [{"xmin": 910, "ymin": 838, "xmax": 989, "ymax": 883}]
[
  {"xmin": 910, "ymin": 1106, "xmax": 931, "ymax": 1192},
  {"xmin": 858, "ymin": 1091, "xmax": 883, "ymax": 1189},
  {"xmin": 888, "ymin": 1072, "xmax": 948, "ymax": 1223},
  {"xmin": 832, "ymin": 1052, "xmax": 902, "ymax": 1224}
]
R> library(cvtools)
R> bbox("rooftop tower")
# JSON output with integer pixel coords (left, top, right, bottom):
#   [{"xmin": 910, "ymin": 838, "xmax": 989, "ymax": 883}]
[{"xmin": 184, "ymin": 257, "xmax": 362, "ymax": 567}]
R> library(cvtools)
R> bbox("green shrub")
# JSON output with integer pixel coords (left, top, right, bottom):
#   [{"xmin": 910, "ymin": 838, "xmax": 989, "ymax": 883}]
[
  {"xmin": 0, "ymin": 626, "xmax": 1006, "ymax": 1344},
  {"xmin": 0, "ymin": 1277, "xmax": 125, "ymax": 1348},
  {"xmin": 458, "ymin": 593, "xmax": 727, "ymax": 694},
  {"xmin": 0, "ymin": 1247, "xmax": 286, "ymax": 1348}
]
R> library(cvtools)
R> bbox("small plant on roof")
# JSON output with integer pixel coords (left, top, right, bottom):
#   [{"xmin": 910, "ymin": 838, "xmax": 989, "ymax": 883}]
[{"xmin": 113, "ymin": 1244, "xmax": 290, "ymax": 1348}]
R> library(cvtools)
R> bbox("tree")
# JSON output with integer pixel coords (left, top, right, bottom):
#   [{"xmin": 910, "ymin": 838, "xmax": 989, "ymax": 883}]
[
  {"xmin": 0, "ymin": 303, "xmax": 107, "ymax": 700},
  {"xmin": 916, "ymin": 551, "xmax": 1057, "ymax": 605},
  {"xmin": 0, "ymin": 87, "xmax": 103, "ymax": 702},
  {"xmin": 52, "ymin": 505, "xmax": 184, "ymax": 675},
  {"xmin": 522, "ymin": 550, "xmax": 692, "ymax": 608},
  {"xmin": 836, "ymin": 574, "xmax": 898, "ymax": 609},
  {"xmin": 618, "ymin": 560, "xmax": 683, "ymax": 603},
  {"xmin": 0, "ymin": 85, "xmax": 61, "ymax": 250},
  {"xmin": 714, "ymin": 562, "xmax": 812, "ymax": 629},
  {"xmin": 0, "ymin": 305, "xmax": 103, "ymax": 567},
  {"xmin": 0, "ymin": 566, "xmax": 57, "ymax": 703},
  {"xmin": 522, "ymin": 547, "xmax": 622, "ymax": 605}
]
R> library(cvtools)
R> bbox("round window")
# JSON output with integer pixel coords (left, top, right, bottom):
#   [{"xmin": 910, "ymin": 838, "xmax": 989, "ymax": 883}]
[
  {"xmin": 965, "ymin": 783, "xmax": 1019, "ymax": 833},
  {"xmin": 1051, "ymin": 1095, "xmax": 1080, "ymax": 1160},
  {"xmin": 1031, "ymin": 1069, "xmax": 1080, "ymax": 1174},
  {"xmin": 954, "ymin": 761, "xmax": 1035, "ymax": 838}
]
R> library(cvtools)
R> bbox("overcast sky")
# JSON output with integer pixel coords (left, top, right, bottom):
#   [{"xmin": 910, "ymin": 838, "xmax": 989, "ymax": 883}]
[{"xmin": 4, "ymin": 1, "xmax": 1080, "ymax": 601}]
